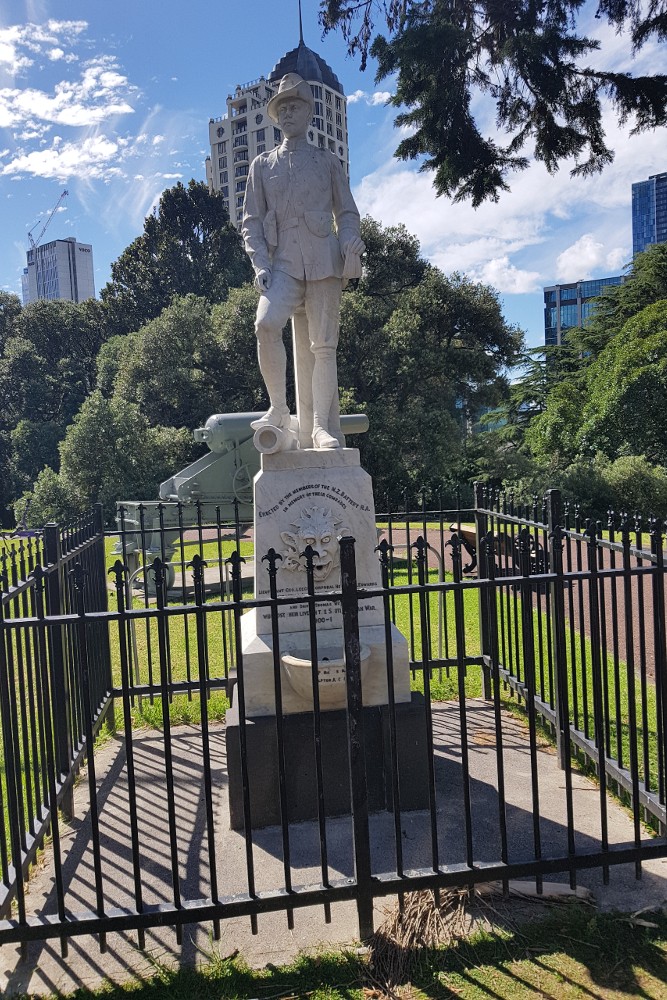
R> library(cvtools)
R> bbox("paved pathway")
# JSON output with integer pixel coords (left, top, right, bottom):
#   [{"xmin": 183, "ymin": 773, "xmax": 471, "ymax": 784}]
[{"xmin": 1, "ymin": 701, "xmax": 665, "ymax": 996}]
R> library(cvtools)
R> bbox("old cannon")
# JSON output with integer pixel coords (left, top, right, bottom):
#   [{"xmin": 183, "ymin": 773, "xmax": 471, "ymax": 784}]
[{"xmin": 114, "ymin": 411, "xmax": 368, "ymax": 589}]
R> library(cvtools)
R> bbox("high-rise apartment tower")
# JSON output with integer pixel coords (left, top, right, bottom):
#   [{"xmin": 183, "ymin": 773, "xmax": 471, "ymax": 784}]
[
  {"xmin": 21, "ymin": 237, "xmax": 95, "ymax": 306},
  {"xmin": 205, "ymin": 34, "xmax": 349, "ymax": 229},
  {"xmin": 632, "ymin": 172, "xmax": 667, "ymax": 255}
]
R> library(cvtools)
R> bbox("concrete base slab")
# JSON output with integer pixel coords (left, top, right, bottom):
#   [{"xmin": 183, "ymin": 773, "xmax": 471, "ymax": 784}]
[{"xmin": 1, "ymin": 701, "xmax": 666, "ymax": 997}]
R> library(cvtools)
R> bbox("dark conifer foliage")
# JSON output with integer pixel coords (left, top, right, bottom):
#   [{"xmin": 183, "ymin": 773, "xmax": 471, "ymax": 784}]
[{"xmin": 320, "ymin": 0, "xmax": 667, "ymax": 204}]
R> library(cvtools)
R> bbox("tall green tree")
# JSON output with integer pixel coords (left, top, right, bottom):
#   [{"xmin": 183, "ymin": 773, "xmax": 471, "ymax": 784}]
[
  {"xmin": 101, "ymin": 180, "xmax": 253, "ymax": 336},
  {"xmin": 98, "ymin": 290, "xmax": 268, "ymax": 426},
  {"xmin": 18, "ymin": 392, "xmax": 193, "ymax": 525},
  {"xmin": 577, "ymin": 299, "xmax": 667, "ymax": 464},
  {"xmin": 578, "ymin": 242, "xmax": 667, "ymax": 355},
  {"xmin": 526, "ymin": 243, "xmax": 667, "ymax": 467},
  {"xmin": 109, "ymin": 294, "xmax": 227, "ymax": 429},
  {"xmin": 338, "ymin": 233, "xmax": 523, "ymax": 494},
  {"xmin": 320, "ymin": 0, "xmax": 667, "ymax": 204},
  {"xmin": 0, "ymin": 298, "xmax": 107, "ymax": 499},
  {"xmin": 356, "ymin": 216, "xmax": 428, "ymax": 298},
  {"xmin": 0, "ymin": 291, "xmax": 21, "ymax": 354}
]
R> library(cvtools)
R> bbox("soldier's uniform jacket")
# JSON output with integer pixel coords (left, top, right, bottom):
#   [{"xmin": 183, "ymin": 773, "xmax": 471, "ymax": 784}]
[{"xmin": 242, "ymin": 137, "xmax": 361, "ymax": 282}]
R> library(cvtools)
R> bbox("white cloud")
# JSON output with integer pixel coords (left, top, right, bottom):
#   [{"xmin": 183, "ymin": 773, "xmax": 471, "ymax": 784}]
[
  {"xmin": 48, "ymin": 49, "xmax": 77, "ymax": 64},
  {"xmin": 556, "ymin": 234, "xmax": 605, "ymax": 281},
  {"xmin": 606, "ymin": 246, "xmax": 630, "ymax": 272},
  {"xmin": 0, "ymin": 55, "xmax": 136, "ymax": 129},
  {"xmin": 152, "ymin": 134, "xmax": 165, "ymax": 145},
  {"xmin": 14, "ymin": 121, "xmax": 51, "ymax": 140},
  {"xmin": 1, "ymin": 135, "xmax": 122, "ymax": 181},
  {"xmin": 369, "ymin": 91, "xmax": 392, "ymax": 106},
  {"xmin": 471, "ymin": 257, "xmax": 542, "ymax": 294},
  {"xmin": 0, "ymin": 21, "xmax": 86, "ymax": 76},
  {"xmin": 0, "ymin": 32, "xmax": 33, "ymax": 74},
  {"xmin": 348, "ymin": 89, "xmax": 394, "ymax": 106},
  {"xmin": 556, "ymin": 235, "xmax": 631, "ymax": 283}
]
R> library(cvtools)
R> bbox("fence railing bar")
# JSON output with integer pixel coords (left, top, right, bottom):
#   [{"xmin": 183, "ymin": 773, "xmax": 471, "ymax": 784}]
[
  {"xmin": 226, "ymin": 549, "xmax": 258, "ymax": 935},
  {"xmin": 5, "ymin": 560, "xmax": 660, "ymax": 632},
  {"xmin": 3, "ymin": 838, "xmax": 667, "ymax": 948},
  {"xmin": 263, "ymin": 548, "xmax": 294, "ymax": 931},
  {"xmin": 152, "ymin": 557, "xmax": 184, "ymax": 943},
  {"xmin": 517, "ymin": 528, "xmax": 544, "ymax": 892},
  {"xmin": 650, "ymin": 519, "xmax": 667, "ymax": 808},
  {"xmin": 476, "ymin": 509, "xmax": 546, "ymax": 531},
  {"xmin": 377, "ymin": 539, "xmax": 404, "ymax": 881},
  {"xmin": 191, "ymin": 554, "xmax": 221, "ymax": 942},
  {"xmin": 110, "ymin": 560, "xmax": 146, "ymax": 950},
  {"xmin": 414, "ymin": 536, "xmax": 442, "ymax": 884},
  {"xmin": 481, "ymin": 533, "xmax": 509, "ymax": 893},
  {"xmin": 635, "ymin": 521, "xmax": 652, "ymax": 796},
  {"xmin": 303, "ymin": 545, "xmax": 332, "ymax": 926},
  {"xmin": 32, "ymin": 565, "xmax": 68, "ymax": 958},
  {"xmin": 340, "ymin": 536, "xmax": 374, "ymax": 941},
  {"xmin": 110, "ymin": 677, "xmax": 230, "ymax": 699}
]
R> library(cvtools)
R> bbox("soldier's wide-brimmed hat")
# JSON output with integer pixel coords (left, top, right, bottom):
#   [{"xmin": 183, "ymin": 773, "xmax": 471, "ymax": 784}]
[{"xmin": 267, "ymin": 73, "xmax": 315, "ymax": 123}]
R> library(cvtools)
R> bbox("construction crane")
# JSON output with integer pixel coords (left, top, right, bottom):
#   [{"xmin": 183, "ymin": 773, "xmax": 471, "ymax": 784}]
[{"xmin": 27, "ymin": 189, "xmax": 68, "ymax": 249}]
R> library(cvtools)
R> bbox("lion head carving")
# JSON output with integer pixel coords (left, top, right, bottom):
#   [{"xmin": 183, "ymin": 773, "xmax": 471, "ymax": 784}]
[{"xmin": 280, "ymin": 505, "xmax": 348, "ymax": 581}]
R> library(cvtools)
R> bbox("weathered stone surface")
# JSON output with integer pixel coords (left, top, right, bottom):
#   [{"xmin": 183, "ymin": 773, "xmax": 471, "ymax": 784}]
[
  {"xmin": 239, "ymin": 610, "xmax": 411, "ymax": 717},
  {"xmin": 253, "ymin": 448, "xmax": 384, "ymax": 635}
]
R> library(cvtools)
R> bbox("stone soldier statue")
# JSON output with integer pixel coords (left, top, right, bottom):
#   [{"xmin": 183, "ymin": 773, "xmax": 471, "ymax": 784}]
[{"xmin": 242, "ymin": 72, "xmax": 365, "ymax": 450}]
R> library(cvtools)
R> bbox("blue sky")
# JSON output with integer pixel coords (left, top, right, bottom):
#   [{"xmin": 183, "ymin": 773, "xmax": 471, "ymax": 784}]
[{"xmin": 1, "ymin": 1, "xmax": 665, "ymax": 348}]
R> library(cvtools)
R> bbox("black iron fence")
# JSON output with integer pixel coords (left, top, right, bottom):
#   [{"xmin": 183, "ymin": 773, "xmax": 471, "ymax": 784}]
[
  {"xmin": 475, "ymin": 484, "xmax": 667, "ymax": 836},
  {"xmin": 0, "ymin": 506, "xmax": 112, "ymax": 934},
  {"xmin": 0, "ymin": 490, "xmax": 665, "ymax": 956}
]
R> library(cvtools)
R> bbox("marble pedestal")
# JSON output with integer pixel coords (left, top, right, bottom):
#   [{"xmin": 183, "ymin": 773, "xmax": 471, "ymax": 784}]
[
  {"xmin": 227, "ymin": 446, "xmax": 418, "ymax": 829},
  {"xmin": 245, "ymin": 448, "xmax": 411, "ymax": 716}
]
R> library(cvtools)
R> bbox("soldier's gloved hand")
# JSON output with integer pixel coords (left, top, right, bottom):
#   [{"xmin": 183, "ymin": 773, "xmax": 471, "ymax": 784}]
[
  {"xmin": 255, "ymin": 268, "xmax": 272, "ymax": 292},
  {"xmin": 341, "ymin": 236, "xmax": 366, "ymax": 257}
]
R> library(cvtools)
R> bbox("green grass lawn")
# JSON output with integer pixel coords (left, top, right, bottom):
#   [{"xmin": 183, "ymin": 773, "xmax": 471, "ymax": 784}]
[{"xmin": 14, "ymin": 905, "xmax": 666, "ymax": 1000}]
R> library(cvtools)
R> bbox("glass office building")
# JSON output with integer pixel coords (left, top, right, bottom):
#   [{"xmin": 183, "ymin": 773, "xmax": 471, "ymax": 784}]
[
  {"xmin": 543, "ymin": 276, "xmax": 623, "ymax": 347},
  {"xmin": 632, "ymin": 172, "xmax": 667, "ymax": 255},
  {"xmin": 22, "ymin": 237, "xmax": 95, "ymax": 305}
]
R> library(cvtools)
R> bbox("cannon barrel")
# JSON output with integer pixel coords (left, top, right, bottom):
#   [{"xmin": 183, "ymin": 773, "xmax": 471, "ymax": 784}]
[{"xmin": 194, "ymin": 411, "xmax": 368, "ymax": 454}]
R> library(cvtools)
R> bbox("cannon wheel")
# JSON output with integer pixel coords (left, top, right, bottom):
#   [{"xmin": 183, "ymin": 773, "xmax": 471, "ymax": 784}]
[
  {"xmin": 125, "ymin": 550, "xmax": 176, "ymax": 595},
  {"xmin": 232, "ymin": 464, "xmax": 253, "ymax": 507}
]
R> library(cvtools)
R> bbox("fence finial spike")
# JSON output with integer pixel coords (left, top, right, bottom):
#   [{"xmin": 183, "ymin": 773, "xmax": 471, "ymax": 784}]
[{"xmin": 375, "ymin": 537, "xmax": 393, "ymax": 558}]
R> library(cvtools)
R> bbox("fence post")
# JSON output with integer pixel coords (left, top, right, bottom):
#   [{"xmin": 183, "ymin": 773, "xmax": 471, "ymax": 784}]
[
  {"xmin": 42, "ymin": 522, "xmax": 74, "ymax": 821},
  {"xmin": 339, "ymin": 535, "xmax": 374, "ymax": 941},
  {"xmin": 474, "ymin": 482, "xmax": 492, "ymax": 699},
  {"xmin": 93, "ymin": 503, "xmax": 115, "ymax": 734},
  {"xmin": 650, "ymin": 518, "xmax": 667, "ymax": 823},
  {"xmin": 546, "ymin": 489, "xmax": 567, "ymax": 769}
]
